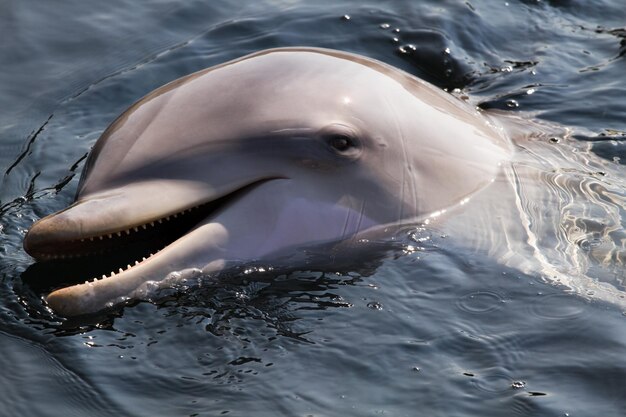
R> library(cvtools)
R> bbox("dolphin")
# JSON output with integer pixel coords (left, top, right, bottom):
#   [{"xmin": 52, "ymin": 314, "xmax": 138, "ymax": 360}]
[{"xmin": 23, "ymin": 47, "xmax": 511, "ymax": 316}]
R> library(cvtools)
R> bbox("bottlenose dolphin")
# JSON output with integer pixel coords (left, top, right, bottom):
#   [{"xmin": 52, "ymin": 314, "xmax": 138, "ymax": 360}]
[{"xmin": 24, "ymin": 47, "xmax": 512, "ymax": 316}]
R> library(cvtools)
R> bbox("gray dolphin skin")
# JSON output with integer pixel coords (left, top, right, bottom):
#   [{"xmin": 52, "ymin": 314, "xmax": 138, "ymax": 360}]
[{"xmin": 23, "ymin": 47, "xmax": 510, "ymax": 316}]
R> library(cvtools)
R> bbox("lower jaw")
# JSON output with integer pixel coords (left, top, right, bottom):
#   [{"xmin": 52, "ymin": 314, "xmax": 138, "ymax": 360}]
[{"xmin": 21, "ymin": 236, "xmax": 173, "ymax": 295}]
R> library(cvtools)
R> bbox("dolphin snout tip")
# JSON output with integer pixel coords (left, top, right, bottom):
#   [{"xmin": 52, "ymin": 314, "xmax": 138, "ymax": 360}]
[
  {"xmin": 23, "ymin": 217, "xmax": 50, "ymax": 259},
  {"xmin": 23, "ymin": 212, "xmax": 78, "ymax": 260},
  {"xmin": 46, "ymin": 288, "xmax": 85, "ymax": 318}
]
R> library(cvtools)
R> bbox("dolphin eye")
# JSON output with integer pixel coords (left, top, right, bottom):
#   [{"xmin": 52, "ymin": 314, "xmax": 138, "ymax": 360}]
[
  {"xmin": 328, "ymin": 134, "xmax": 355, "ymax": 152},
  {"xmin": 319, "ymin": 124, "xmax": 361, "ymax": 158}
]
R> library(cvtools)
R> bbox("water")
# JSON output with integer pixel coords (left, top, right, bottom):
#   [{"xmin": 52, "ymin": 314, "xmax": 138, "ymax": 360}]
[{"xmin": 1, "ymin": 0, "xmax": 625, "ymax": 416}]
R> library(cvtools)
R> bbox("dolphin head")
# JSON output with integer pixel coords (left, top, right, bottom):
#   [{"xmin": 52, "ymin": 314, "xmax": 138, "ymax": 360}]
[{"xmin": 24, "ymin": 48, "xmax": 509, "ymax": 316}]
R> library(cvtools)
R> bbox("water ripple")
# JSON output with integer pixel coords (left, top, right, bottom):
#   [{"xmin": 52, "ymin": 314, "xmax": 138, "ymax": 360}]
[{"xmin": 456, "ymin": 291, "xmax": 506, "ymax": 314}]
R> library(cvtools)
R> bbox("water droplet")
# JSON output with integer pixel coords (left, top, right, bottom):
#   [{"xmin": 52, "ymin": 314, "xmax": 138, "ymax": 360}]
[
  {"xmin": 380, "ymin": 23, "xmax": 390, "ymax": 29},
  {"xmin": 511, "ymin": 380, "xmax": 526, "ymax": 389},
  {"xmin": 398, "ymin": 44, "xmax": 417, "ymax": 54},
  {"xmin": 505, "ymin": 99, "xmax": 519, "ymax": 108},
  {"xmin": 341, "ymin": 14, "xmax": 351, "ymax": 21},
  {"xmin": 367, "ymin": 301, "xmax": 383, "ymax": 310}
]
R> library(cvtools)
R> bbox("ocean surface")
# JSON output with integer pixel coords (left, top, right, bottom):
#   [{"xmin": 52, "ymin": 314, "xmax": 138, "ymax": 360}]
[{"xmin": 1, "ymin": 1, "xmax": 625, "ymax": 416}]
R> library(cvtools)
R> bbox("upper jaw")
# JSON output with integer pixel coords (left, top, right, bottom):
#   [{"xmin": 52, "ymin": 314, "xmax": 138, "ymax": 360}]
[
  {"xmin": 23, "ymin": 179, "xmax": 212, "ymax": 260},
  {"xmin": 23, "ymin": 177, "xmax": 279, "ymax": 261}
]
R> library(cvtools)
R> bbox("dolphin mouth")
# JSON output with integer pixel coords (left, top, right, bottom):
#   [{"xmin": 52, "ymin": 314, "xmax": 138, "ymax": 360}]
[{"xmin": 24, "ymin": 178, "xmax": 278, "ymax": 291}]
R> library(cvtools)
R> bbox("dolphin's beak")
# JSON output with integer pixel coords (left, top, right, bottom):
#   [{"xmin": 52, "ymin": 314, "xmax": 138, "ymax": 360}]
[
  {"xmin": 24, "ymin": 177, "xmax": 280, "ymax": 316},
  {"xmin": 24, "ymin": 180, "xmax": 214, "ymax": 260}
]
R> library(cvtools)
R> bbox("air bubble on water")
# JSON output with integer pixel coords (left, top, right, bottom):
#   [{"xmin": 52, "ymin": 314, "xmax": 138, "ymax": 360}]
[{"xmin": 505, "ymin": 99, "xmax": 519, "ymax": 108}]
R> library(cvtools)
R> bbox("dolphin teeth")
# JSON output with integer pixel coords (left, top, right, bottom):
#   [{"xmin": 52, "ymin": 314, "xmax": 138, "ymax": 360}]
[
  {"xmin": 125, "ymin": 229, "xmax": 130, "ymax": 235},
  {"xmin": 108, "ymin": 234, "xmax": 113, "ymax": 238},
  {"xmin": 117, "ymin": 231, "xmax": 122, "ymax": 237},
  {"xmin": 141, "ymin": 224, "xmax": 147, "ymax": 230},
  {"xmin": 80, "ymin": 238, "xmax": 85, "ymax": 242},
  {"xmin": 142, "ymin": 257, "xmax": 147, "ymax": 261},
  {"xmin": 150, "ymin": 221, "xmax": 155, "ymax": 227},
  {"xmin": 118, "ymin": 268, "xmax": 123, "ymax": 273},
  {"xmin": 134, "ymin": 227, "xmax": 139, "ymax": 232},
  {"xmin": 135, "ymin": 260, "xmax": 139, "ymax": 265},
  {"xmin": 127, "ymin": 264, "xmax": 131, "ymax": 269},
  {"xmin": 102, "ymin": 275, "xmax": 106, "ymax": 279},
  {"xmin": 99, "ymin": 236, "xmax": 104, "ymax": 240},
  {"xmin": 90, "ymin": 237, "xmax": 94, "ymax": 241},
  {"xmin": 173, "ymin": 213, "xmax": 178, "ymax": 218}
]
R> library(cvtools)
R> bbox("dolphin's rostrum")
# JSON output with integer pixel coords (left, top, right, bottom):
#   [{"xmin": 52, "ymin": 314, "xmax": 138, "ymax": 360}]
[{"xmin": 23, "ymin": 47, "xmax": 510, "ymax": 316}]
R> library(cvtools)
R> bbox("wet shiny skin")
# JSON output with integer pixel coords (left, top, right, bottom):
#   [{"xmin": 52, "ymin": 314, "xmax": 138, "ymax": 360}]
[{"xmin": 24, "ymin": 48, "xmax": 510, "ymax": 316}]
